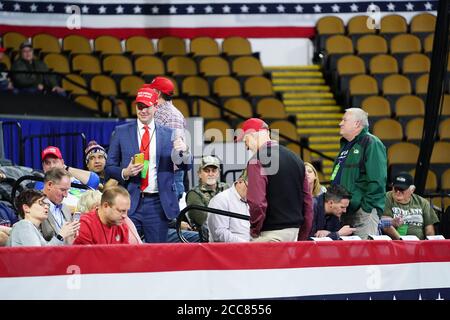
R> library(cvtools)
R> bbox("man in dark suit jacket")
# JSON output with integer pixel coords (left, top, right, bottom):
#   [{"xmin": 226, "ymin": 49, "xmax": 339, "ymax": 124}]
[{"xmin": 106, "ymin": 87, "xmax": 191, "ymax": 243}]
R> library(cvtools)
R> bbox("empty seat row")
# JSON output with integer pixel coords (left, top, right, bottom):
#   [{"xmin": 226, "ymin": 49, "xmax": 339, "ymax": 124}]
[
  {"xmin": 2, "ymin": 52, "xmax": 265, "ymax": 80},
  {"xmin": 316, "ymin": 13, "xmax": 436, "ymax": 53},
  {"xmin": 1, "ymin": 33, "xmax": 254, "ymax": 57},
  {"xmin": 317, "ymin": 13, "xmax": 435, "ymax": 37},
  {"xmin": 337, "ymin": 53, "xmax": 433, "ymax": 77},
  {"xmin": 371, "ymin": 117, "xmax": 450, "ymax": 144},
  {"xmin": 63, "ymin": 74, "xmax": 274, "ymax": 99}
]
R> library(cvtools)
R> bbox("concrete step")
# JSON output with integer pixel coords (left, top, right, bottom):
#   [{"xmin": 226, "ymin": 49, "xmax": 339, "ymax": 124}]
[
  {"xmin": 273, "ymin": 78, "xmax": 325, "ymax": 85},
  {"xmin": 296, "ymin": 113, "xmax": 343, "ymax": 119},
  {"xmin": 297, "ymin": 119, "xmax": 341, "ymax": 127},
  {"xmin": 274, "ymin": 85, "xmax": 330, "ymax": 92},
  {"xmin": 284, "ymin": 92, "xmax": 334, "ymax": 98},
  {"xmin": 271, "ymin": 71, "xmax": 323, "ymax": 78},
  {"xmin": 265, "ymin": 65, "xmax": 320, "ymax": 71},
  {"xmin": 284, "ymin": 99, "xmax": 336, "ymax": 105},
  {"xmin": 286, "ymin": 106, "xmax": 341, "ymax": 112},
  {"xmin": 297, "ymin": 127, "xmax": 340, "ymax": 134}
]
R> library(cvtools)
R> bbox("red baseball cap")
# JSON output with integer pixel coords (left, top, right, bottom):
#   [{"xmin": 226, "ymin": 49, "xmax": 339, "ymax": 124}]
[
  {"xmin": 146, "ymin": 76, "xmax": 174, "ymax": 96},
  {"xmin": 41, "ymin": 146, "xmax": 63, "ymax": 161},
  {"xmin": 0, "ymin": 47, "xmax": 5, "ymax": 53},
  {"xmin": 236, "ymin": 118, "xmax": 269, "ymax": 141},
  {"xmin": 135, "ymin": 87, "xmax": 158, "ymax": 107}
]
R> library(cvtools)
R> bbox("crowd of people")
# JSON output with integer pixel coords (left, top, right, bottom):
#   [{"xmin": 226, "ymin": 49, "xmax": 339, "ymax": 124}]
[{"xmin": 0, "ymin": 76, "xmax": 441, "ymax": 247}]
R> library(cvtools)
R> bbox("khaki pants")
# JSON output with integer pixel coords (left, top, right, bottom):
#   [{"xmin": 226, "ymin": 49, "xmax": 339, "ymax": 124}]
[
  {"xmin": 349, "ymin": 207, "xmax": 380, "ymax": 240},
  {"xmin": 252, "ymin": 228, "xmax": 299, "ymax": 242}
]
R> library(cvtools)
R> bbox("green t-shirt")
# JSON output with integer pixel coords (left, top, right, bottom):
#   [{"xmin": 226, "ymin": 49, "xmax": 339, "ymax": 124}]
[{"xmin": 384, "ymin": 191, "xmax": 439, "ymax": 240}]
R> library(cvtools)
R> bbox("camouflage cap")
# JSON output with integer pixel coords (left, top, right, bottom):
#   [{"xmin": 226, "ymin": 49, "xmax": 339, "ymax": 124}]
[{"xmin": 200, "ymin": 155, "xmax": 220, "ymax": 170}]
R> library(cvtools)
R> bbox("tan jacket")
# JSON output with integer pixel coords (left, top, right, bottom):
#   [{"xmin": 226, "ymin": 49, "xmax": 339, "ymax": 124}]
[{"xmin": 41, "ymin": 204, "xmax": 72, "ymax": 241}]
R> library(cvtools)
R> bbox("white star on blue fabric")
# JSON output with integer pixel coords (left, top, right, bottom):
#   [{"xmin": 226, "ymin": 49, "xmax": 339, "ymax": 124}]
[
  {"xmin": 186, "ymin": 5, "xmax": 195, "ymax": 14},
  {"xmin": 98, "ymin": 6, "xmax": 106, "ymax": 14},
  {"xmin": 30, "ymin": 3, "xmax": 37, "ymax": 12},
  {"xmin": 258, "ymin": 5, "xmax": 267, "ymax": 13},
  {"xmin": 152, "ymin": 6, "xmax": 159, "ymax": 14},
  {"xmin": 350, "ymin": 3, "xmax": 359, "ymax": 12},
  {"xmin": 14, "ymin": 3, "xmax": 21, "ymax": 11},
  {"xmin": 46, "ymin": 4, "xmax": 54, "ymax": 12},
  {"xmin": 204, "ymin": 5, "xmax": 213, "ymax": 13},
  {"xmin": 313, "ymin": 5, "xmax": 322, "ymax": 13},
  {"xmin": 169, "ymin": 6, "xmax": 177, "ymax": 14},
  {"xmin": 387, "ymin": 3, "xmax": 395, "ymax": 11},
  {"xmin": 133, "ymin": 6, "xmax": 141, "ymax": 14},
  {"xmin": 81, "ymin": 5, "xmax": 89, "ymax": 13},
  {"xmin": 115, "ymin": 5, "xmax": 124, "ymax": 14},
  {"xmin": 406, "ymin": 2, "xmax": 414, "ymax": 11},
  {"xmin": 424, "ymin": 2, "xmax": 433, "ymax": 10},
  {"xmin": 295, "ymin": 5, "xmax": 303, "ymax": 13},
  {"xmin": 240, "ymin": 5, "xmax": 249, "ymax": 13},
  {"xmin": 277, "ymin": 5, "xmax": 285, "ymax": 12},
  {"xmin": 222, "ymin": 5, "xmax": 231, "ymax": 13},
  {"xmin": 332, "ymin": 4, "xmax": 340, "ymax": 13}
]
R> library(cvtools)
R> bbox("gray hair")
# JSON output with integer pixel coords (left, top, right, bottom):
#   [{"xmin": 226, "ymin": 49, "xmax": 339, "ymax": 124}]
[
  {"xmin": 345, "ymin": 108, "xmax": 369, "ymax": 128},
  {"xmin": 77, "ymin": 190, "xmax": 102, "ymax": 212}
]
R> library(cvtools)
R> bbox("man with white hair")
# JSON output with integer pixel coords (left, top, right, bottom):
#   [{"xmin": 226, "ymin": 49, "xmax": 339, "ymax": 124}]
[
  {"xmin": 330, "ymin": 108, "xmax": 387, "ymax": 239},
  {"xmin": 382, "ymin": 172, "xmax": 439, "ymax": 240}
]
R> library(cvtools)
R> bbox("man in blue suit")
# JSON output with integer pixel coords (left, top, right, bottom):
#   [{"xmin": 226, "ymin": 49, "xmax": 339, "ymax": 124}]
[{"xmin": 106, "ymin": 87, "xmax": 192, "ymax": 243}]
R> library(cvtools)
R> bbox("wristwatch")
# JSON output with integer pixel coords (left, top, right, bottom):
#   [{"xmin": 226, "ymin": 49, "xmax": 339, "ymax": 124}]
[{"xmin": 56, "ymin": 233, "xmax": 64, "ymax": 241}]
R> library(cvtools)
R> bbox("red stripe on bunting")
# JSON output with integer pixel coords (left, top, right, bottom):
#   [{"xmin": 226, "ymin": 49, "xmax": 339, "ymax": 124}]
[
  {"xmin": 0, "ymin": 25, "xmax": 315, "ymax": 39},
  {"xmin": 1, "ymin": 241, "xmax": 450, "ymax": 278}
]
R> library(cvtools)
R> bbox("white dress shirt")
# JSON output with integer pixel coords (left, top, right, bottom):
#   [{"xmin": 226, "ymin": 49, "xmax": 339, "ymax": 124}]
[
  {"xmin": 207, "ymin": 184, "xmax": 250, "ymax": 242},
  {"xmin": 137, "ymin": 119, "xmax": 158, "ymax": 193}
]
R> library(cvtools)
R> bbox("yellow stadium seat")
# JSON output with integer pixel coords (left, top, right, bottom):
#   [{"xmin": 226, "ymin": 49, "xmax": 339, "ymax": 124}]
[
  {"xmin": 125, "ymin": 36, "xmax": 155, "ymax": 55},
  {"xmin": 63, "ymin": 35, "xmax": 91, "ymax": 54},
  {"xmin": 94, "ymin": 36, "xmax": 122, "ymax": 55}
]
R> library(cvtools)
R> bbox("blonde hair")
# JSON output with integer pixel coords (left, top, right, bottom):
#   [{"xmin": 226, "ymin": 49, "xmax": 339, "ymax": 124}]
[
  {"xmin": 304, "ymin": 162, "xmax": 323, "ymax": 197},
  {"xmin": 77, "ymin": 190, "xmax": 102, "ymax": 212}
]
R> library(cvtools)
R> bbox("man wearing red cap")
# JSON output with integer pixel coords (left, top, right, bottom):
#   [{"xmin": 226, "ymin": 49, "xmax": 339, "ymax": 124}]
[
  {"xmin": 237, "ymin": 118, "xmax": 313, "ymax": 242},
  {"xmin": 147, "ymin": 76, "xmax": 187, "ymax": 200},
  {"xmin": 106, "ymin": 86, "xmax": 192, "ymax": 243},
  {"xmin": 39, "ymin": 146, "xmax": 100, "ymax": 190}
]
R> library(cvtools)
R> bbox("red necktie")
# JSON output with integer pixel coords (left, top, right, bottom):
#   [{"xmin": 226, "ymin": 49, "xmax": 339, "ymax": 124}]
[{"xmin": 140, "ymin": 125, "xmax": 150, "ymax": 191}]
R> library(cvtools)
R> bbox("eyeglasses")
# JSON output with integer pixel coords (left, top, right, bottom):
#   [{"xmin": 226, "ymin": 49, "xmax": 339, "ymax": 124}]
[{"xmin": 37, "ymin": 198, "xmax": 51, "ymax": 208}]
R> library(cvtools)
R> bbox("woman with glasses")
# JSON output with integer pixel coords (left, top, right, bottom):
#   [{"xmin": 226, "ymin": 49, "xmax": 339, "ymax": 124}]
[{"xmin": 6, "ymin": 189, "xmax": 79, "ymax": 246}]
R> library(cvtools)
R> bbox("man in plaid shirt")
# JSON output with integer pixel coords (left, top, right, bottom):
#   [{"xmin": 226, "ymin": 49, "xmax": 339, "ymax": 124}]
[{"xmin": 147, "ymin": 76, "xmax": 187, "ymax": 199}]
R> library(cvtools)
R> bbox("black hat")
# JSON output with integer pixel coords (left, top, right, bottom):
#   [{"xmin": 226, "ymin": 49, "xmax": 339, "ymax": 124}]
[
  {"xmin": 20, "ymin": 41, "xmax": 32, "ymax": 50},
  {"xmin": 392, "ymin": 172, "xmax": 413, "ymax": 190}
]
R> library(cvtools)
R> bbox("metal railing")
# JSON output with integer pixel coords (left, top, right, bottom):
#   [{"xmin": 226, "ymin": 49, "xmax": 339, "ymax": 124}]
[{"xmin": 176, "ymin": 204, "xmax": 249, "ymax": 243}]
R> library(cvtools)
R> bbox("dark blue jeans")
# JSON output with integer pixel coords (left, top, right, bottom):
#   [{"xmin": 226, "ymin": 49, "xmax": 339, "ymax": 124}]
[{"xmin": 167, "ymin": 228, "xmax": 200, "ymax": 243}]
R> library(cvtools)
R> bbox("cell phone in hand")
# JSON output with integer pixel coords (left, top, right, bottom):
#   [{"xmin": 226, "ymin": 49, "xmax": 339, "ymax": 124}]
[
  {"xmin": 133, "ymin": 153, "xmax": 145, "ymax": 165},
  {"xmin": 72, "ymin": 212, "xmax": 81, "ymax": 222}
]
